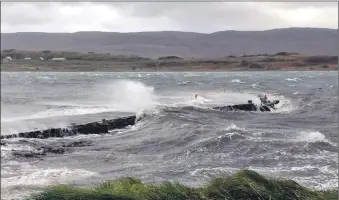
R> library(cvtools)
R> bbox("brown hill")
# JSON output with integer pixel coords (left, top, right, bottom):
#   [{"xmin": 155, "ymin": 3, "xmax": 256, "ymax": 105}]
[{"xmin": 1, "ymin": 28, "xmax": 337, "ymax": 58}]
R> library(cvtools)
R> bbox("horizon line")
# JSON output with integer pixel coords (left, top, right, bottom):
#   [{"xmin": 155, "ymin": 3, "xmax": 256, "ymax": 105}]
[{"xmin": 1, "ymin": 27, "xmax": 337, "ymax": 34}]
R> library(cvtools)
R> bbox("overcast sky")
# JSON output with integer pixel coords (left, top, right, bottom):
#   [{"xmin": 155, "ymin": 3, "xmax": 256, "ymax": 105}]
[{"xmin": 1, "ymin": 2, "xmax": 338, "ymax": 33}]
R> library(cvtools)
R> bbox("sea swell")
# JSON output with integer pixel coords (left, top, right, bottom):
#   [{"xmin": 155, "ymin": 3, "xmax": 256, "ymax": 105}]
[{"xmin": 1, "ymin": 71, "xmax": 337, "ymax": 200}]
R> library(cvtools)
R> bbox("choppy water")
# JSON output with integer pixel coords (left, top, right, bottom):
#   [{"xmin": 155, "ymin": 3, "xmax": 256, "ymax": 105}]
[{"xmin": 1, "ymin": 71, "xmax": 338, "ymax": 200}]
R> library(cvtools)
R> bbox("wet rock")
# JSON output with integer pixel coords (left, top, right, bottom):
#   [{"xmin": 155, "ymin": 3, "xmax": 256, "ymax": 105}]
[
  {"xmin": 12, "ymin": 150, "xmax": 45, "ymax": 158},
  {"xmin": 213, "ymin": 100, "xmax": 279, "ymax": 112},
  {"xmin": 12, "ymin": 146, "xmax": 66, "ymax": 158},
  {"xmin": 213, "ymin": 104, "xmax": 257, "ymax": 112},
  {"xmin": 107, "ymin": 116, "xmax": 137, "ymax": 129},
  {"xmin": 72, "ymin": 122, "xmax": 109, "ymax": 135},
  {"xmin": 213, "ymin": 104, "xmax": 272, "ymax": 112},
  {"xmin": 1, "ymin": 115, "xmax": 137, "ymax": 139},
  {"xmin": 62, "ymin": 140, "xmax": 93, "ymax": 148},
  {"xmin": 41, "ymin": 147, "xmax": 65, "ymax": 154}
]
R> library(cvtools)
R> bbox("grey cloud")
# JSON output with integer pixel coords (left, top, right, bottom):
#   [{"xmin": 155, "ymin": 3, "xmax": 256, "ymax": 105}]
[
  {"xmin": 1, "ymin": 3, "xmax": 57, "ymax": 26},
  {"xmin": 107, "ymin": 2, "xmax": 289, "ymax": 32},
  {"xmin": 267, "ymin": 2, "xmax": 337, "ymax": 9},
  {"xmin": 95, "ymin": 2, "xmax": 337, "ymax": 17},
  {"xmin": 99, "ymin": 2, "xmax": 337, "ymax": 32},
  {"xmin": 1, "ymin": 2, "xmax": 337, "ymax": 33}
]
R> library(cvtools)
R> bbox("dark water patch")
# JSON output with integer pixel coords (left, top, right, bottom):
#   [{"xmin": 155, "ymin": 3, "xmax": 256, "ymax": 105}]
[
  {"xmin": 307, "ymin": 141, "xmax": 338, "ymax": 152},
  {"xmin": 5, "ymin": 138, "xmax": 95, "ymax": 160}
]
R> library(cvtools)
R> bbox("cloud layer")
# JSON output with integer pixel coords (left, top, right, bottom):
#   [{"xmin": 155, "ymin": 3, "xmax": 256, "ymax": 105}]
[{"xmin": 1, "ymin": 2, "xmax": 338, "ymax": 33}]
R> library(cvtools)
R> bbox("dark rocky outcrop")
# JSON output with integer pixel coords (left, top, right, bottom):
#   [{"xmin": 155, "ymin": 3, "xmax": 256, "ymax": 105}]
[
  {"xmin": 158, "ymin": 56, "xmax": 182, "ymax": 60},
  {"xmin": 1, "ymin": 115, "xmax": 137, "ymax": 140},
  {"xmin": 12, "ymin": 150, "xmax": 45, "ymax": 158},
  {"xmin": 213, "ymin": 100, "xmax": 279, "ymax": 112},
  {"xmin": 106, "ymin": 116, "xmax": 137, "ymax": 129},
  {"xmin": 8, "ymin": 139, "xmax": 94, "ymax": 159},
  {"xmin": 12, "ymin": 147, "xmax": 66, "ymax": 158},
  {"xmin": 61, "ymin": 140, "xmax": 93, "ymax": 148},
  {"xmin": 275, "ymin": 52, "xmax": 299, "ymax": 56},
  {"xmin": 213, "ymin": 104, "xmax": 271, "ymax": 112}
]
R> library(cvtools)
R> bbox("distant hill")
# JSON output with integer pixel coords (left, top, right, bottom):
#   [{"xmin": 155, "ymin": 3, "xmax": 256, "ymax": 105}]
[{"xmin": 1, "ymin": 28, "xmax": 337, "ymax": 58}]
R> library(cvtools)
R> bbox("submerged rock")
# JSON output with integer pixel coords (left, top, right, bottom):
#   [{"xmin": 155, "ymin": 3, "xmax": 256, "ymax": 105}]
[
  {"xmin": 12, "ymin": 150, "xmax": 45, "ymax": 158},
  {"xmin": 12, "ymin": 146, "xmax": 66, "ymax": 158},
  {"xmin": 9, "ymin": 139, "xmax": 94, "ymax": 159},
  {"xmin": 62, "ymin": 140, "xmax": 93, "ymax": 148}
]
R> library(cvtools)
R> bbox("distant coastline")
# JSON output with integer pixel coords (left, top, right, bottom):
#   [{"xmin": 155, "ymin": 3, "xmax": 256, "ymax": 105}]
[{"xmin": 1, "ymin": 50, "xmax": 337, "ymax": 72}]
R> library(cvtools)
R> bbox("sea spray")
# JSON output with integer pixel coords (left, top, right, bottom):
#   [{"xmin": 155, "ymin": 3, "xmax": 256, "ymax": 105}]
[{"xmin": 94, "ymin": 79, "xmax": 159, "ymax": 114}]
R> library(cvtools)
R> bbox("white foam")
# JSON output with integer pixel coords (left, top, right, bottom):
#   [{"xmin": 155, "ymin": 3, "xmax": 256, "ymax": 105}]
[
  {"xmin": 190, "ymin": 166, "xmax": 236, "ymax": 177},
  {"xmin": 183, "ymin": 73, "xmax": 200, "ymax": 77},
  {"xmin": 224, "ymin": 123, "xmax": 246, "ymax": 131},
  {"xmin": 296, "ymin": 131, "xmax": 326, "ymax": 142},
  {"xmin": 266, "ymin": 93, "xmax": 296, "ymax": 113},
  {"xmin": 295, "ymin": 131, "xmax": 337, "ymax": 146},
  {"xmin": 291, "ymin": 165, "xmax": 318, "ymax": 171},
  {"xmin": 203, "ymin": 90, "xmax": 262, "ymax": 106},
  {"xmin": 222, "ymin": 132, "xmax": 245, "ymax": 140},
  {"xmin": 251, "ymin": 84, "xmax": 262, "ymax": 89},
  {"xmin": 252, "ymin": 132, "xmax": 263, "ymax": 137},
  {"xmin": 231, "ymin": 79, "xmax": 246, "ymax": 83},
  {"xmin": 2, "ymin": 167, "xmax": 96, "ymax": 188},
  {"xmin": 286, "ymin": 78, "xmax": 302, "ymax": 82},
  {"xmin": 1, "ymin": 107, "xmax": 118, "ymax": 123},
  {"xmin": 248, "ymin": 166, "xmax": 337, "ymax": 190},
  {"xmin": 319, "ymin": 165, "xmax": 336, "ymax": 175},
  {"xmin": 187, "ymin": 94, "xmax": 213, "ymax": 106},
  {"xmin": 1, "ymin": 166, "xmax": 97, "ymax": 200},
  {"xmin": 36, "ymin": 76, "xmax": 55, "ymax": 80}
]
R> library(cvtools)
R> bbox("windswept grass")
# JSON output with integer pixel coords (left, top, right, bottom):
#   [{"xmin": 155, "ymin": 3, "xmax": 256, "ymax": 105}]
[{"xmin": 26, "ymin": 169, "xmax": 337, "ymax": 200}]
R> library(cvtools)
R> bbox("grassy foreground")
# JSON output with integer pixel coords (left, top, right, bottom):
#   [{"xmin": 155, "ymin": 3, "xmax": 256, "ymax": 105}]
[{"xmin": 26, "ymin": 169, "xmax": 337, "ymax": 200}]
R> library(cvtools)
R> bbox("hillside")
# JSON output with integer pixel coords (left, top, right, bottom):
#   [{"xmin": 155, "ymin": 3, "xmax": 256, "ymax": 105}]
[{"xmin": 1, "ymin": 28, "xmax": 337, "ymax": 58}]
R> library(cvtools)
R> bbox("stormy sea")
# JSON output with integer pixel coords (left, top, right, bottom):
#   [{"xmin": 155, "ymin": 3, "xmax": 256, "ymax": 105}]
[{"xmin": 1, "ymin": 71, "xmax": 338, "ymax": 200}]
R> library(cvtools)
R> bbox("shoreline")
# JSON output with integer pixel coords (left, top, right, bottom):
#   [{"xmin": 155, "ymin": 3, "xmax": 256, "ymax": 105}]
[
  {"xmin": 1, "ymin": 69, "xmax": 336, "ymax": 72},
  {"xmin": 1, "ymin": 54, "xmax": 337, "ymax": 72},
  {"xmin": 0, "ymin": 68, "xmax": 337, "ymax": 72},
  {"xmin": 1, "ymin": 64, "xmax": 337, "ymax": 72}
]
